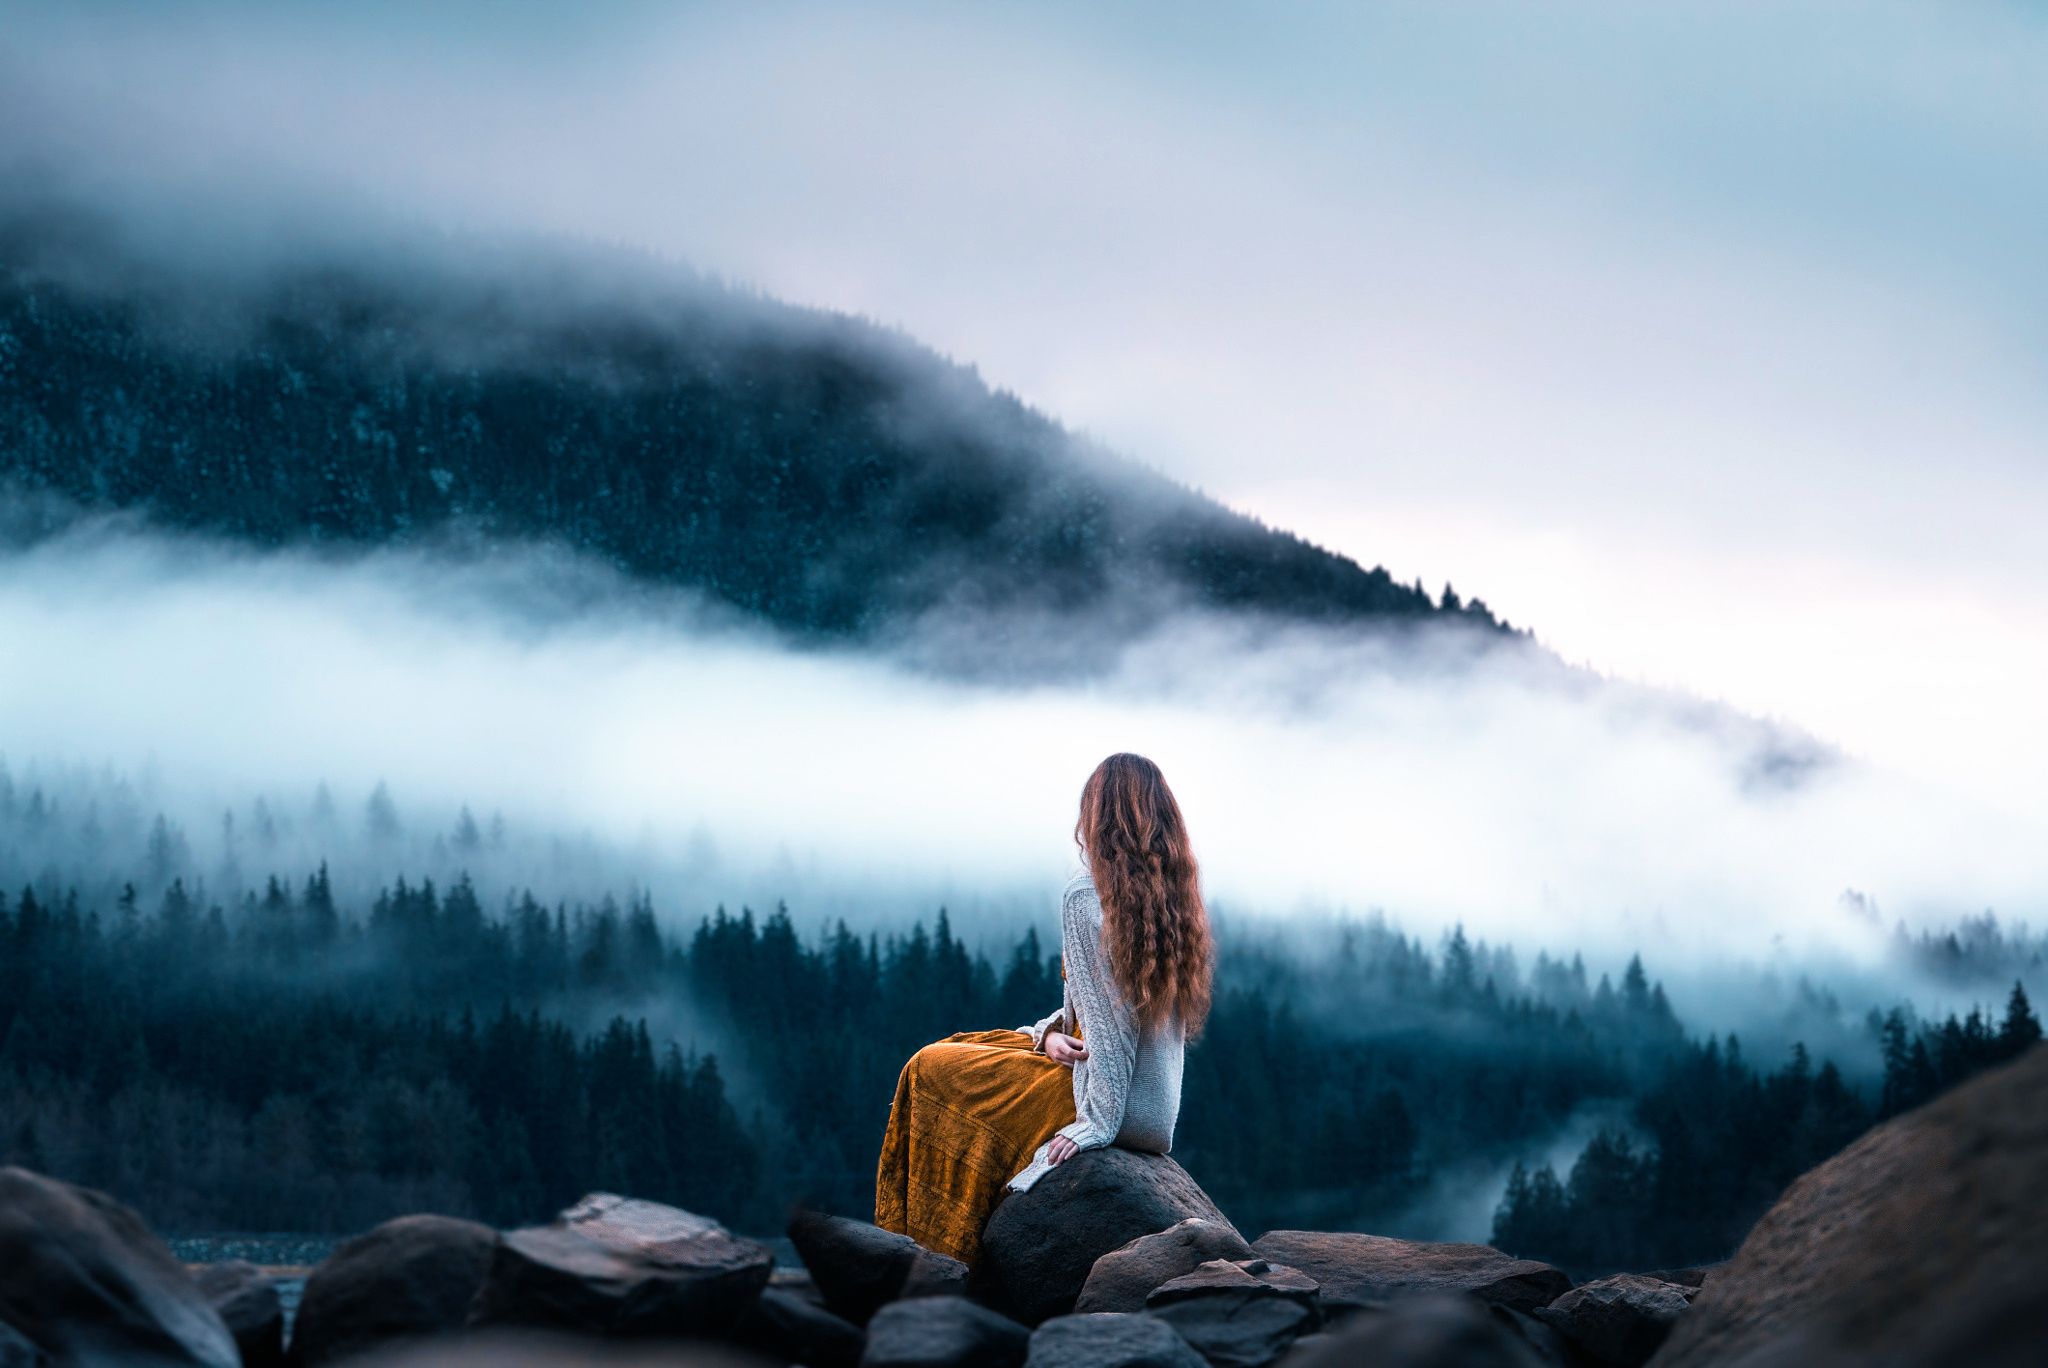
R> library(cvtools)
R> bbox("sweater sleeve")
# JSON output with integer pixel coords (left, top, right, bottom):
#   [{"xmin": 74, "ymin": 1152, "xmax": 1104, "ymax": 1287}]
[
  {"xmin": 1051, "ymin": 881, "xmax": 1137, "ymax": 1152},
  {"xmin": 1019, "ymin": 1005, "xmax": 1065, "ymax": 1051}
]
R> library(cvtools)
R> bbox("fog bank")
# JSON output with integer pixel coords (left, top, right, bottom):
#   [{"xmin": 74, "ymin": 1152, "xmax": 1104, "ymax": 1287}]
[{"xmin": 2, "ymin": 513, "xmax": 2040, "ymax": 976}]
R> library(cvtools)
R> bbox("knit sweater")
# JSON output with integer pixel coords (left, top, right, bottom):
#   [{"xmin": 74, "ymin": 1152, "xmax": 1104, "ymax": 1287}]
[{"xmin": 1006, "ymin": 868, "xmax": 1186, "ymax": 1193}]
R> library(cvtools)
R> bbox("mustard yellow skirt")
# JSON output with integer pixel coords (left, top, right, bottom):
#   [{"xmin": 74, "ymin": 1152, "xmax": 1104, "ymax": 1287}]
[{"xmin": 874, "ymin": 1028, "xmax": 1078, "ymax": 1265}]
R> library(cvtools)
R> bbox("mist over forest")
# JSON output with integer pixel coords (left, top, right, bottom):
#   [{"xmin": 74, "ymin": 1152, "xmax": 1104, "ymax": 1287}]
[{"xmin": 2, "ymin": 165, "xmax": 2044, "ymax": 1277}]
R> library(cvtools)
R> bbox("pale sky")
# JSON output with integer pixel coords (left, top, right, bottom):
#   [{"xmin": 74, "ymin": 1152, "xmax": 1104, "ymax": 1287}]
[{"xmin": 7, "ymin": 0, "xmax": 2047, "ymax": 818}]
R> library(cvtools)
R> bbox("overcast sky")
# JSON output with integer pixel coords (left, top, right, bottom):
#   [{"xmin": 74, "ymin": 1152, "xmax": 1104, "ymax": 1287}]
[{"xmin": 7, "ymin": 0, "xmax": 2046, "ymax": 818}]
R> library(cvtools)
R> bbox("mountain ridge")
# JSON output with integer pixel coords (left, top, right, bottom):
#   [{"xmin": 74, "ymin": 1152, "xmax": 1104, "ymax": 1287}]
[{"xmin": 0, "ymin": 191, "xmax": 1512, "ymax": 664}]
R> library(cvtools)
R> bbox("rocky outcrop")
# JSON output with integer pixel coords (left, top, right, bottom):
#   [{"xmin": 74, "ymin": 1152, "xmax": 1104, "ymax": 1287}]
[
  {"xmin": 191, "ymin": 1261, "xmax": 286, "ymax": 1368},
  {"xmin": 1649, "ymin": 1043, "xmax": 2048, "ymax": 1368},
  {"xmin": 1534, "ymin": 1274, "xmax": 1694, "ymax": 1367},
  {"xmin": 292, "ymin": 1213, "xmax": 498, "ymax": 1366},
  {"xmin": 1145, "ymin": 1259, "xmax": 1321, "ymax": 1368},
  {"xmin": 1026, "ymin": 1312, "xmax": 1208, "ymax": 1368},
  {"xmin": 1250, "ymin": 1231, "xmax": 1571, "ymax": 1313},
  {"xmin": 1279, "ymin": 1295, "xmax": 1556, "ymax": 1368},
  {"xmin": 732, "ymin": 1286, "xmax": 865, "ymax": 1368},
  {"xmin": 339, "ymin": 1331, "xmax": 769, "ymax": 1365},
  {"xmin": 469, "ymin": 1192, "xmax": 774, "ymax": 1339},
  {"xmin": 979, "ymin": 1150, "xmax": 1238, "ymax": 1324},
  {"xmin": 1077, "ymin": 1218, "xmax": 1257, "ymax": 1314},
  {"xmin": 860, "ymin": 1295, "xmax": 1030, "ymax": 1368},
  {"xmin": 788, "ymin": 1210, "xmax": 969, "ymax": 1324},
  {"xmin": 0, "ymin": 1166, "xmax": 238, "ymax": 1368}
]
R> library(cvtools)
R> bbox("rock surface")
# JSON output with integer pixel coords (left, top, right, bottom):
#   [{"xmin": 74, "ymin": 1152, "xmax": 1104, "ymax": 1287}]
[
  {"xmin": 1077, "ymin": 1218, "xmax": 1257, "ymax": 1314},
  {"xmin": 1146, "ymin": 1259, "xmax": 1322, "ymax": 1368},
  {"xmin": 733, "ymin": 1286, "xmax": 865, "ymax": 1368},
  {"xmin": 1649, "ymin": 1043, "xmax": 2048, "ymax": 1368},
  {"xmin": 0, "ymin": 1166, "xmax": 239, "ymax": 1368},
  {"xmin": 1279, "ymin": 1295, "xmax": 1553, "ymax": 1368},
  {"xmin": 1026, "ymin": 1313, "xmax": 1208, "ymax": 1368},
  {"xmin": 342, "ymin": 1331, "xmax": 770, "ymax": 1365},
  {"xmin": 787, "ymin": 1210, "xmax": 968, "ymax": 1324},
  {"xmin": 292, "ymin": 1213, "xmax": 498, "ymax": 1366},
  {"xmin": 1251, "ymin": 1231, "xmax": 1570, "ymax": 1313},
  {"xmin": 980, "ymin": 1149, "xmax": 1238, "ymax": 1324},
  {"xmin": 470, "ymin": 1192, "xmax": 774, "ymax": 1339},
  {"xmin": 1534, "ymin": 1274, "xmax": 1693, "ymax": 1367},
  {"xmin": 860, "ymin": 1295, "xmax": 1030, "ymax": 1368},
  {"xmin": 191, "ymin": 1261, "xmax": 286, "ymax": 1368}
]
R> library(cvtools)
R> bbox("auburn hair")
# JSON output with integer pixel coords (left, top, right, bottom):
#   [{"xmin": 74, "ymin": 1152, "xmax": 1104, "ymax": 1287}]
[{"xmin": 1075, "ymin": 753, "xmax": 1213, "ymax": 1036}]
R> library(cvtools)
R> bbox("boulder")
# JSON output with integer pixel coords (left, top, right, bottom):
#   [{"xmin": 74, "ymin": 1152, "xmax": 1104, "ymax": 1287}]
[
  {"xmin": 1640, "ymin": 1266, "xmax": 1716, "ymax": 1291},
  {"xmin": 1251, "ymin": 1231, "xmax": 1570, "ymax": 1313},
  {"xmin": 1077, "ymin": 1218, "xmax": 1256, "ymax": 1314},
  {"xmin": 341, "ymin": 1330, "xmax": 770, "ymax": 1365},
  {"xmin": 979, "ymin": 1150, "xmax": 1237, "ymax": 1324},
  {"xmin": 1146, "ymin": 1258, "xmax": 1322, "ymax": 1368},
  {"xmin": 0, "ymin": 1324, "xmax": 44, "ymax": 1368},
  {"xmin": 191, "ymin": 1261, "xmax": 287, "ymax": 1368},
  {"xmin": 787, "ymin": 1210, "xmax": 968, "ymax": 1324},
  {"xmin": 1278, "ymin": 1295, "xmax": 1553, "ymax": 1368},
  {"xmin": 292, "ymin": 1213, "xmax": 498, "ymax": 1366},
  {"xmin": 860, "ymin": 1295, "xmax": 1029, "ymax": 1368},
  {"xmin": 1534, "ymin": 1274, "xmax": 1694, "ymax": 1368},
  {"xmin": 1026, "ymin": 1313, "xmax": 1209, "ymax": 1368},
  {"xmin": 732, "ymin": 1287, "xmax": 864, "ymax": 1368},
  {"xmin": 1649, "ymin": 1044, "xmax": 2048, "ymax": 1368},
  {"xmin": 470, "ymin": 1193, "xmax": 773, "ymax": 1339},
  {"xmin": 0, "ymin": 1166, "xmax": 238, "ymax": 1368}
]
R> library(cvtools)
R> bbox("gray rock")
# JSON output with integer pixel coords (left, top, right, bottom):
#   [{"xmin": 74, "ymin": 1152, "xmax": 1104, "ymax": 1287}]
[
  {"xmin": 470, "ymin": 1192, "xmax": 773, "ymax": 1339},
  {"xmin": 192, "ymin": 1261, "xmax": 286, "ymax": 1368},
  {"xmin": 861, "ymin": 1295, "xmax": 1029, "ymax": 1368},
  {"xmin": 732, "ymin": 1286, "xmax": 864, "ymax": 1368},
  {"xmin": 1147, "ymin": 1259, "xmax": 1323, "ymax": 1368},
  {"xmin": 1650, "ymin": 1044, "xmax": 2048, "ymax": 1368},
  {"xmin": 1251, "ymin": 1231, "xmax": 1571, "ymax": 1313},
  {"xmin": 341, "ymin": 1330, "xmax": 769, "ymax": 1365},
  {"xmin": 0, "ymin": 1166, "xmax": 238, "ymax": 1368},
  {"xmin": 293, "ymin": 1213, "xmax": 498, "ymax": 1366},
  {"xmin": 1027, "ymin": 1313, "xmax": 1209, "ymax": 1368},
  {"xmin": 1279, "ymin": 1295, "xmax": 1552, "ymax": 1368},
  {"xmin": 1534, "ymin": 1274, "xmax": 1693, "ymax": 1367},
  {"xmin": 0, "ymin": 1320, "xmax": 48, "ymax": 1366},
  {"xmin": 787, "ymin": 1210, "xmax": 968, "ymax": 1324},
  {"xmin": 1077, "ymin": 1219, "xmax": 1256, "ymax": 1314},
  {"xmin": 979, "ymin": 1149, "xmax": 1237, "ymax": 1324}
]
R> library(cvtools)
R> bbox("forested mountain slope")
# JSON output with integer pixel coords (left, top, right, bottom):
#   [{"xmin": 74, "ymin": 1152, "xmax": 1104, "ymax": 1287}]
[{"xmin": 0, "ymin": 193, "xmax": 1505, "ymax": 654}]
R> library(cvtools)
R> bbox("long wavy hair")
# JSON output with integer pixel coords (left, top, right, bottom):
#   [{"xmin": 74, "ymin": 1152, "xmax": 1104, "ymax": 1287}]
[{"xmin": 1075, "ymin": 753, "xmax": 1213, "ymax": 1036}]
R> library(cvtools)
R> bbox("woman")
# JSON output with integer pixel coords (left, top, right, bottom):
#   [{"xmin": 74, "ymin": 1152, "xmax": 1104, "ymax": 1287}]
[{"xmin": 874, "ymin": 752, "xmax": 1213, "ymax": 1265}]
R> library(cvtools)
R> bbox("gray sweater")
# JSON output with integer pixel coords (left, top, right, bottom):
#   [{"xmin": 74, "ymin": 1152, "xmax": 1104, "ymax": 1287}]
[{"xmin": 1007, "ymin": 869, "xmax": 1186, "ymax": 1192}]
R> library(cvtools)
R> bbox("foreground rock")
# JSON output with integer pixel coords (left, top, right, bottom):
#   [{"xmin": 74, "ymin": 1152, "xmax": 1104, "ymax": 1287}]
[
  {"xmin": 787, "ymin": 1210, "xmax": 968, "ymax": 1325},
  {"xmin": 191, "ymin": 1261, "xmax": 286, "ymax": 1368},
  {"xmin": 293, "ymin": 1213, "xmax": 498, "ymax": 1366},
  {"xmin": 860, "ymin": 1295, "xmax": 1029, "ymax": 1368},
  {"xmin": 0, "ymin": 1166, "xmax": 238, "ymax": 1368},
  {"xmin": 1077, "ymin": 1218, "xmax": 1256, "ymax": 1314},
  {"xmin": 470, "ymin": 1193, "xmax": 774, "ymax": 1339},
  {"xmin": 1251, "ymin": 1231, "xmax": 1570, "ymax": 1313},
  {"xmin": 1027, "ymin": 1313, "xmax": 1207, "ymax": 1368},
  {"xmin": 344, "ymin": 1330, "xmax": 770, "ymax": 1365},
  {"xmin": 1650, "ymin": 1043, "xmax": 2048, "ymax": 1368},
  {"xmin": 1534, "ymin": 1274, "xmax": 1693, "ymax": 1367},
  {"xmin": 1280, "ymin": 1295, "xmax": 1553, "ymax": 1368},
  {"xmin": 1146, "ymin": 1259, "xmax": 1321, "ymax": 1368},
  {"xmin": 733, "ymin": 1287, "xmax": 864, "ymax": 1368},
  {"xmin": 980, "ymin": 1150, "xmax": 1238, "ymax": 1323}
]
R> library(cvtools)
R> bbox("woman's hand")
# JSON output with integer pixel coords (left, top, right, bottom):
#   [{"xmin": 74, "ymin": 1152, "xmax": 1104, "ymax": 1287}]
[
  {"xmin": 1046, "ymin": 1134, "xmax": 1079, "ymax": 1165},
  {"xmin": 1043, "ymin": 1031, "xmax": 1089, "ymax": 1066}
]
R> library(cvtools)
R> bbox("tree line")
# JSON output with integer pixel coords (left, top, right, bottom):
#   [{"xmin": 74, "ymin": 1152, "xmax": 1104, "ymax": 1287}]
[{"xmin": 0, "ymin": 867, "xmax": 2033, "ymax": 1271}]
